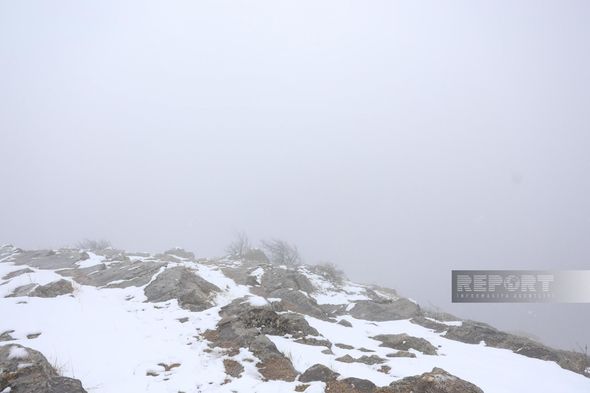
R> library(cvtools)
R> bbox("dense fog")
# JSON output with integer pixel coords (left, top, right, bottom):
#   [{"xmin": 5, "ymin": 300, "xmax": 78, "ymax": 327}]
[{"xmin": 1, "ymin": 1, "xmax": 589, "ymax": 350}]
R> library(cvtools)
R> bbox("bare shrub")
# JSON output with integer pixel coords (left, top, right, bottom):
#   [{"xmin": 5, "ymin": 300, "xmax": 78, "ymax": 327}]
[
  {"xmin": 226, "ymin": 231, "xmax": 252, "ymax": 257},
  {"xmin": 76, "ymin": 239, "xmax": 112, "ymax": 251},
  {"xmin": 311, "ymin": 262, "xmax": 346, "ymax": 285},
  {"xmin": 261, "ymin": 239, "xmax": 301, "ymax": 266}
]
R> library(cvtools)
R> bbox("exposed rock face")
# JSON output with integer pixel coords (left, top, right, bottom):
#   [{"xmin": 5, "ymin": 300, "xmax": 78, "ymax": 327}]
[
  {"xmin": 410, "ymin": 316, "xmax": 449, "ymax": 333},
  {"xmin": 299, "ymin": 364, "xmax": 340, "ymax": 382},
  {"xmin": 0, "ymin": 344, "xmax": 87, "ymax": 393},
  {"xmin": 144, "ymin": 267, "xmax": 220, "ymax": 311},
  {"xmin": 444, "ymin": 321, "xmax": 589, "ymax": 375},
  {"xmin": 203, "ymin": 299, "xmax": 308, "ymax": 381},
  {"xmin": 2, "ymin": 268, "xmax": 34, "ymax": 280},
  {"xmin": 266, "ymin": 288, "xmax": 328, "ymax": 320},
  {"xmin": 11, "ymin": 250, "xmax": 84, "ymax": 270},
  {"xmin": 350, "ymin": 299, "xmax": 421, "ymax": 321},
  {"xmin": 373, "ymin": 334, "xmax": 437, "ymax": 355},
  {"xmin": 260, "ymin": 267, "xmax": 315, "ymax": 294},
  {"xmin": 60, "ymin": 260, "xmax": 165, "ymax": 288},
  {"xmin": 237, "ymin": 308, "xmax": 319, "ymax": 338},
  {"xmin": 7, "ymin": 284, "xmax": 37, "ymax": 297},
  {"xmin": 380, "ymin": 367, "xmax": 483, "ymax": 393},
  {"xmin": 29, "ymin": 279, "xmax": 74, "ymax": 298}
]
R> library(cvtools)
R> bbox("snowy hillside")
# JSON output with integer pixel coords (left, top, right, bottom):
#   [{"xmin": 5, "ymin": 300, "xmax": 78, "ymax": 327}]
[{"xmin": 1, "ymin": 245, "xmax": 589, "ymax": 393}]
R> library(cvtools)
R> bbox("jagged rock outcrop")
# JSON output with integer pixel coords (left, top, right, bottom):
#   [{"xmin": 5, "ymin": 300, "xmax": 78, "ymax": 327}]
[
  {"xmin": 11, "ymin": 250, "xmax": 84, "ymax": 270},
  {"xmin": 0, "ymin": 344, "xmax": 87, "ymax": 393},
  {"xmin": 144, "ymin": 266, "xmax": 220, "ymax": 311},
  {"xmin": 60, "ymin": 260, "xmax": 165, "ymax": 288},
  {"xmin": 350, "ymin": 299, "xmax": 421, "ymax": 321},
  {"xmin": 260, "ymin": 267, "xmax": 315, "ymax": 294},
  {"xmin": 29, "ymin": 279, "xmax": 74, "ymax": 298},
  {"xmin": 444, "ymin": 320, "xmax": 589, "ymax": 375}
]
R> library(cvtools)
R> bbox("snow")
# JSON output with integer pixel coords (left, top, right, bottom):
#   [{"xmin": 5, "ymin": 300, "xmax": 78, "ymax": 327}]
[
  {"xmin": 8, "ymin": 346, "xmax": 29, "ymax": 360},
  {"xmin": 76, "ymin": 252, "xmax": 105, "ymax": 269},
  {"xmin": 246, "ymin": 295, "xmax": 269, "ymax": 307},
  {"xmin": 0, "ymin": 267, "xmax": 66, "ymax": 298},
  {"xmin": 1, "ymin": 254, "xmax": 589, "ymax": 393},
  {"xmin": 299, "ymin": 316, "xmax": 590, "ymax": 393},
  {"xmin": 249, "ymin": 267, "xmax": 265, "ymax": 283}
]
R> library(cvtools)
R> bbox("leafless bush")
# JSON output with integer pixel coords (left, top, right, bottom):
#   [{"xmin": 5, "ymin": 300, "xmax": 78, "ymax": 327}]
[
  {"xmin": 76, "ymin": 239, "xmax": 112, "ymax": 251},
  {"xmin": 311, "ymin": 262, "xmax": 346, "ymax": 285},
  {"xmin": 226, "ymin": 231, "xmax": 252, "ymax": 257},
  {"xmin": 260, "ymin": 239, "xmax": 301, "ymax": 266}
]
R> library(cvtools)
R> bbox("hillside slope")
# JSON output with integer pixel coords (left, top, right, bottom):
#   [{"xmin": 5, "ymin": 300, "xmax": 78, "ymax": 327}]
[{"xmin": 1, "ymin": 245, "xmax": 589, "ymax": 393}]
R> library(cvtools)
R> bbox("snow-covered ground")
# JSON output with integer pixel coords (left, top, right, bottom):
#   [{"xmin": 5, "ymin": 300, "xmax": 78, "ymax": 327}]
[{"xmin": 1, "ymin": 248, "xmax": 589, "ymax": 393}]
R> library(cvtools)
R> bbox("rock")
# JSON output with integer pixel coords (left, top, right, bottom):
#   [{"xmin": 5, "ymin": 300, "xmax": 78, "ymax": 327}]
[
  {"xmin": 340, "ymin": 377, "xmax": 377, "ymax": 392},
  {"xmin": 30, "ymin": 280, "xmax": 74, "ymax": 298},
  {"xmin": 443, "ymin": 321, "xmax": 589, "ymax": 376},
  {"xmin": 410, "ymin": 316, "xmax": 448, "ymax": 333},
  {"xmin": 338, "ymin": 319, "xmax": 353, "ymax": 327},
  {"xmin": 349, "ymin": 299, "xmax": 421, "ymax": 321},
  {"xmin": 354, "ymin": 355, "xmax": 385, "ymax": 365},
  {"xmin": 378, "ymin": 365, "xmax": 391, "ymax": 374},
  {"xmin": 0, "ymin": 330, "xmax": 15, "ymax": 342},
  {"xmin": 256, "ymin": 355, "xmax": 298, "ymax": 382},
  {"xmin": 144, "ymin": 267, "xmax": 220, "ymax": 311},
  {"xmin": 294, "ymin": 337, "xmax": 332, "ymax": 348},
  {"xmin": 237, "ymin": 307, "xmax": 319, "ymax": 338},
  {"xmin": 372, "ymin": 334, "xmax": 437, "ymax": 355},
  {"xmin": 7, "ymin": 283, "xmax": 37, "ymax": 297},
  {"xmin": 299, "ymin": 364, "xmax": 340, "ymax": 382},
  {"xmin": 336, "ymin": 354, "xmax": 385, "ymax": 365},
  {"xmin": 382, "ymin": 367, "xmax": 483, "ymax": 393},
  {"xmin": 242, "ymin": 249, "xmax": 270, "ymax": 263},
  {"xmin": 260, "ymin": 267, "xmax": 315, "ymax": 294},
  {"xmin": 223, "ymin": 358, "xmax": 244, "ymax": 378},
  {"xmin": 60, "ymin": 260, "xmax": 165, "ymax": 288},
  {"xmin": 335, "ymin": 343, "xmax": 354, "ymax": 350},
  {"xmin": 11, "ymin": 250, "xmax": 85, "ymax": 270},
  {"xmin": 204, "ymin": 302, "xmax": 301, "ymax": 382},
  {"xmin": 2, "ymin": 268, "xmax": 34, "ymax": 280},
  {"xmin": 386, "ymin": 351, "xmax": 416, "ymax": 358},
  {"xmin": 267, "ymin": 288, "xmax": 328, "ymax": 320},
  {"xmin": 164, "ymin": 248, "xmax": 195, "ymax": 260},
  {"xmin": 336, "ymin": 354, "xmax": 355, "ymax": 363},
  {"xmin": 0, "ymin": 344, "xmax": 87, "ymax": 393}
]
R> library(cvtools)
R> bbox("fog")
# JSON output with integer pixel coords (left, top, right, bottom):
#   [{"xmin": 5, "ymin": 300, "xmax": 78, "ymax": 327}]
[{"xmin": 1, "ymin": 1, "xmax": 589, "ymax": 350}]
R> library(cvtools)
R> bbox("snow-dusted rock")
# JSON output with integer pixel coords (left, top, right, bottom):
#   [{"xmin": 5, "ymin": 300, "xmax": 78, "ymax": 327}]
[
  {"xmin": 382, "ymin": 367, "xmax": 483, "ymax": 393},
  {"xmin": 144, "ymin": 266, "xmax": 220, "ymax": 311},
  {"xmin": 0, "ymin": 344, "xmax": 86, "ymax": 393},
  {"xmin": 349, "ymin": 299, "xmax": 421, "ymax": 321}
]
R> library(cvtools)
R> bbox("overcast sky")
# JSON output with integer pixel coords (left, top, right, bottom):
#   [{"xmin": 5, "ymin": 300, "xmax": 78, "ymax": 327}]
[{"xmin": 1, "ymin": 1, "xmax": 589, "ymax": 350}]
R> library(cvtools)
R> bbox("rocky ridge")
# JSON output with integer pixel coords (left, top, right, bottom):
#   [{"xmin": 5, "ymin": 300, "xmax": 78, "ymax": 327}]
[{"xmin": 0, "ymin": 244, "xmax": 589, "ymax": 393}]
